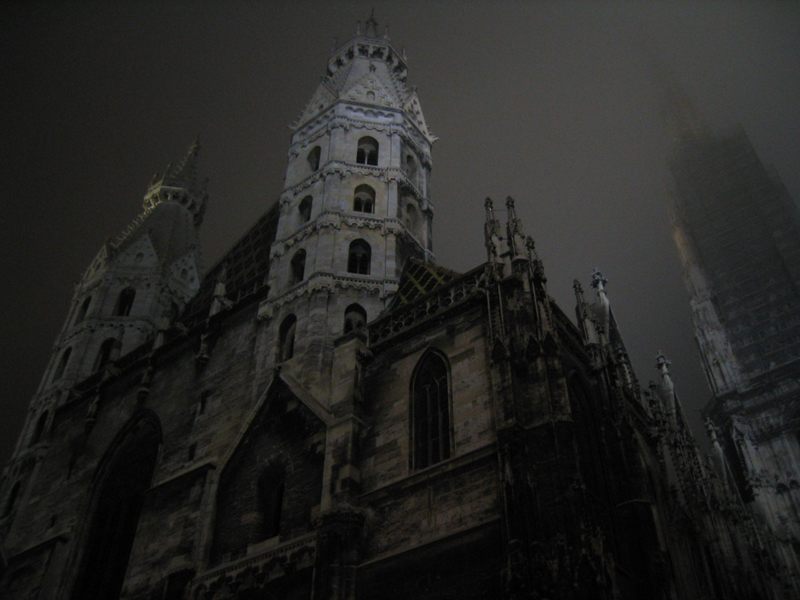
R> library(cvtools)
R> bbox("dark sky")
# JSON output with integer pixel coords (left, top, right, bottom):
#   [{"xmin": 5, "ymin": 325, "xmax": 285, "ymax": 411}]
[{"xmin": 1, "ymin": 1, "xmax": 798, "ymax": 467}]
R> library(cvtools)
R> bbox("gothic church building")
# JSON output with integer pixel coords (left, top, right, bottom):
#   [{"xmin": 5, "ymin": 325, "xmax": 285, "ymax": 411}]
[{"xmin": 0, "ymin": 18, "xmax": 788, "ymax": 600}]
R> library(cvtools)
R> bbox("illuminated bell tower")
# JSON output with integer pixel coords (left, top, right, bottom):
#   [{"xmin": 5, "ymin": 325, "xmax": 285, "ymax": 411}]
[{"xmin": 258, "ymin": 14, "xmax": 436, "ymax": 391}]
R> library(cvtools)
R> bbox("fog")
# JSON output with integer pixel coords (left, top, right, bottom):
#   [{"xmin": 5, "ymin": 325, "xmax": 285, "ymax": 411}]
[{"xmin": 2, "ymin": 1, "xmax": 798, "ymax": 466}]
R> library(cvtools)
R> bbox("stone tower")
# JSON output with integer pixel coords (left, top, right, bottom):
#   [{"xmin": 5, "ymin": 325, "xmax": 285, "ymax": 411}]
[
  {"xmin": 258, "ymin": 14, "xmax": 435, "ymax": 391},
  {"xmin": 11, "ymin": 142, "xmax": 207, "ymax": 457}
]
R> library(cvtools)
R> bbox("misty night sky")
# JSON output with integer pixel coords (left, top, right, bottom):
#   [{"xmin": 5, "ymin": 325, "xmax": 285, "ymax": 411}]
[{"xmin": 1, "ymin": 1, "xmax": 799, "ymax": 468}]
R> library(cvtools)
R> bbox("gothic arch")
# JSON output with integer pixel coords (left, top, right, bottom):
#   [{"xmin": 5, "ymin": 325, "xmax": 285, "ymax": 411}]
[
  {"xmin": 278, "ymin": 315, "xmax": 297, "ymax": 362},
  {"xmin": 114, "ymin": 287, "xmax": 136, "ymax": 317},
  {"xmin": 356, "ymin": 136, "xmax": 379, "ymax": 165},
  {"xmin": 353, "ymin": 184, "xmax": 375, "ymax": 214},
  {"xmin": 68, "ymin": 410, "xmax": 162, "ymax": 600},
  {"xmin": 343, "ymin": 303, "xmax": 367, "ymax": 334},
  {"xmin": 289, "ymin": 249, "xmax": 306, "ymax": 285},
  {"xmin": 410, "ymin": 349, "xmax": 453, "ymax": 470},
  {"xmin": 307, "ymin": 146, "xmax": 321, "ymax": 172},
  {"xmin": 52, "ymin": 347, "xmax": 71, "ymax": 382},
  {"xmin": 29, "ymin": 411, "xmax": 49, "ymax": 447},
  {"xmin": 298, "ymin": 195, "xmax": 313, "ymax": 223},
  {"xmin": 74, "ymin": 296, "xmax": 92, "ymax": 324},
  {"xmin": 209, "ymin": 377, "xmax": 327, "ymax": 565},
  {"xmin": 94, "ymin": 338, "xmax": 119, "ymax": 372},
  {"xmin": 347, "ymin": 239, "xmax": 371, "ymax": 274}
]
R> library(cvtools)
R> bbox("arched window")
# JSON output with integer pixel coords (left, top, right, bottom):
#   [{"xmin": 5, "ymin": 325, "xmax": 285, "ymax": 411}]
[
  {"xmin": 290, "ymin": 250, "xmax": 306, "ymax": 285},
  {"xmin": 343, "ymin": 303, "xmax": 367, "ymax": 334},
  {"xmin": 298, "ymin": 195, "xmax": 313, "ymax": 222},
  {"xmin": 70, "ymin": 413, "xmax": 160, "ymax": 600},
  {"xmin": 347, "ymin": 240, "xmax": 371, "ymax": 275},
  {"xmin": 53, "ymin": 347, "xmax": 71, "ymax": 381},
  {"xmin": 75, "ymin": 296, "xmax": 92, "ymax": 324},
  {"xmin": 356, "ymin": 136, "xmax": 379, "ymax": 166},
  {"xmin": 405, "ymin": 154, "xmax": 418, "ymax": 184},
  {"xmin": 30, "ymin": 412, "xmax": 48, "ymax": 446},
  {"xmin": 114, "ymin": 288, "xmax": 136, "ymax": 317},
  {"xmin": 278, "ymin": 315, "xmax": 297, "ymax": 362},
  {"xmin": 404, "ymin": 201, "xmax": 419, "ymax": 232},
  {"xmin": 307, "ymin": 146, "xmax": 321, "ymax": 172},
  {"xmin": 94, "ymin": 338, "xmax": 117, "ymax": 372},
  {"xmin": 258, "ymin": 465, "xmax": 286, "ymax": 540},
  {"xmin": 411, "ymin": 350, "xmax": 451, "ymax": 470},
  {"xmin": 353, "ymin": 184, "xmax": 375, "ymax": 214},
  {"xmin": 3, "ymin": 481, "xmax": 21, "ymax": 517}
]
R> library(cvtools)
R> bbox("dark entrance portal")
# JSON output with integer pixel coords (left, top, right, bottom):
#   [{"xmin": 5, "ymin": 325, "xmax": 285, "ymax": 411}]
[{"xmin": 71, "ymin": 414, "xmax": 160, "ymax": 599}]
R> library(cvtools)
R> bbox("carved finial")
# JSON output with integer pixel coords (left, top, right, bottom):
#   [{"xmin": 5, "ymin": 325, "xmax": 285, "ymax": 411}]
[
  {"xmin": 355, "ymin": 20, "xmax": 361, "ymax": 35},
  {"xmin": 484, "ymin": 197, "xmax": 494, "ymax": 215},
  {"xmin": 656, "ymin": 351, "xmax": 671, "ymax": 374},
  {"xmin": 573, "ymin": 279, "xmax": 584, "ymax": 296},
  {"xmin": 591, "ymin": 268, "xmax": 607, "ymax": 291},
  {"xmin": 384, "ymin": 24, "xmax": 390, "ymax": 39},
  {"xmin": 365, "ymin": 8, "xmax": 379, "ymax": 37}
]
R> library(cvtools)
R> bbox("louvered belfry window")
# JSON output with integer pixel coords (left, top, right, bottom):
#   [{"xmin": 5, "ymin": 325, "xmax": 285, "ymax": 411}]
[{"xmin": 411, "ymin": 351, "xmax": 451, "ymax": 470}]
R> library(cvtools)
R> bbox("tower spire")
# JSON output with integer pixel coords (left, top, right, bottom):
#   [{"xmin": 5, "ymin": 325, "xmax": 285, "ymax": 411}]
[
  {"xmin": 143, "ymin": 138, "xmax": 208, "ymax": 226},
  {"xmin": 365, "ymin": 8, "xmax": 379, "ymax": 37}
]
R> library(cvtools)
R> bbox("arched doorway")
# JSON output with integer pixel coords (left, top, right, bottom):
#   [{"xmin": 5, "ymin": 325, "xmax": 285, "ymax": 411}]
[{"xmin": 71, "ymin": 412, "xmax": 161, "ymax": 600}]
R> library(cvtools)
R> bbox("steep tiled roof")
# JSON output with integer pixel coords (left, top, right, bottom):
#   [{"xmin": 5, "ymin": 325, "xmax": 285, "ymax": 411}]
[
  {"xmin": 182, "ymin": 204, "xmax": 279, "ymax": 327},
  {"xmin": 388, "ymin": 258, "xmax": 460, "ymax": 310}
]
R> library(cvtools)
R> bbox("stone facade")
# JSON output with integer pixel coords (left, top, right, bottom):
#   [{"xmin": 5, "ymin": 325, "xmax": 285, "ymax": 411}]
[
  {"xmin": 0, "ymin": 16, "xmax": 789, "ymax": 600},
  {"xmin": 667, "ymin": 92, "xmax": 800, "ymax": 591}
]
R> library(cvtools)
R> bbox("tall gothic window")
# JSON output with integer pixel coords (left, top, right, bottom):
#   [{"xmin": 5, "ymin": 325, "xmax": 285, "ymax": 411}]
[
  {"xmin": 356, "ymin": 136, "xmax": 379, "ymax": 166},
  {"xmin": 278, "ymin": 315, "xmax": 297, "ymax": 362},
  {"xmin": 290, "ymin": 250, "xmax": 306, "ymax": 285},
  {"xmin": 94, "ymin": 338, "xmax": 117, "ymax": 372},
  {"xmin": 347, "ymin": 240, "xmax": 371, "ymax": 275},
  {"xmin": 298, "ymin": 195, "xmax": 313, "ymax": 222},
  {"xmin": 70, "ymin": 413, "xmax": 160, "ymax": 600},
  {"xmin": 343, "ymin": 303, "xmax": 367, "ymax": 334},
  {"xmin": 307, "ymin": 146, "xmax": 321, "ymax": 172},
  {"xmin": 114, "ymin": 288, "xmax": 136, "ymax": 317},
  {"xmin": 404, "ymin": 154, "xmax": 418, "ymax": 185},
  {"xmin": 75, "ymin": 296, "xmax": 92, "ymax": 325},
  {"xmin": 30, "ymin": 412, "xmax": 48, "ymax": 446},
  {"xmin": 53, "ymin": 347, "xmax": 71, "ymax": 381},
  {"xmin": 353, "ymin": 184, "xmax": 375, "ymax": 214},
  {"xmin": 411, "ymin": 350, "xmax": 452, "ymax": 470},
  {"xmin": 258, "ymin": 465, "xmax": 286, "ymax": 540}
]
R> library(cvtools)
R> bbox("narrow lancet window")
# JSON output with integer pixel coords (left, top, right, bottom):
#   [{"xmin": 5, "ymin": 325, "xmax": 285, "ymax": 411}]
[
  {"xmin": 411, "ymin": 350, "xmax": 451, "ymax": 470},
  {"xmin": 347, "ymin": 240, "xmax": 371, "ymax": 275},
  {"xmin": 299, "ymin": 195, "xmax": 313, "ymax": 222},
  {"xmin": 278, "ymin": 315, "xmax": 297, "ymax": 362},
  {"xmin": 94, "ymin": 338, "xmax": 117, "ymax": 372},
  {"xmin": 307, "ymin": 146, "xmax": 321, "ymax": 172},
  {"xmin": 30, "ymin": 412, "xmax": 48, "ymax": 446},
  {"xmin": 114, "ymin": 288, "xmax": 136, "ymax": 317},
  {"xmin": 75, "ymin": 296, "xmax": 92, "ymax": 324},
  {"xmin": 356, "ymin": 136, "xmax": 379, "ymax": 166},
  {"xmin": 290, "ymin": 250, "xmax": 306, "ymax": 285},
  {"xmin": 53, "ymin": 347, "xmax": 71, "ymax": 381}
]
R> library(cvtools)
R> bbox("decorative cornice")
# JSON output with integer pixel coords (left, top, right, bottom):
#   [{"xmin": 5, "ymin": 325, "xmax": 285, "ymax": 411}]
[{"xmin": 258, "ymin": 273, "xmax": 390, "ymax": 320}]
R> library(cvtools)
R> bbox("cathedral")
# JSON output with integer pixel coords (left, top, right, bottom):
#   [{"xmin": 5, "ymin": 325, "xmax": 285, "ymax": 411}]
[
  {"xmin": 0, "ymin": 16, "xmax": 792, "ymax": 600},
  {"xmin": 667, "ymin": 85, "xmax": 800, "ymax": 594}
]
